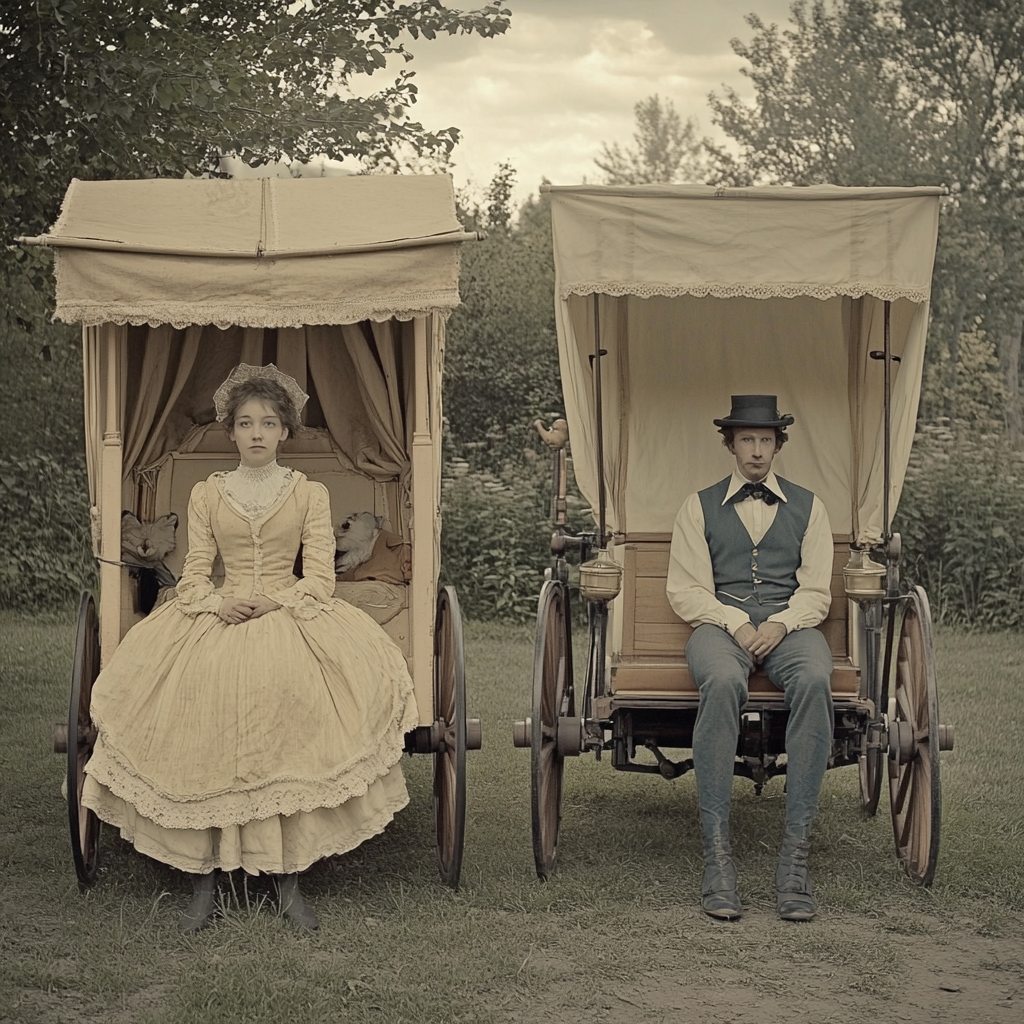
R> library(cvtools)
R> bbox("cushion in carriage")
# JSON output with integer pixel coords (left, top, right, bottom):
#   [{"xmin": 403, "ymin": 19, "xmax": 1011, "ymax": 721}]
[{"xmin": 610, "ymin": 535, "xmax": 859, "ymax": 700}]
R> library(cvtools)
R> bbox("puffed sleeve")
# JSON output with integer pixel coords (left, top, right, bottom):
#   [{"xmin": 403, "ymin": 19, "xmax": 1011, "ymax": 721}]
[
  {"xmin": 265, "ymin": 481, "xmax": 336, "ymax": 619},
  {"xmin": 175, "ymin": 481, "xmax": 224, "ymax": 617}
]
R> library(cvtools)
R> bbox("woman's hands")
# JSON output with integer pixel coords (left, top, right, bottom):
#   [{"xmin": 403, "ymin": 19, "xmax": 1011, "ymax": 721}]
[{"xmin": 217, "ymin": 595, "xmax": 282, "ymax": 625}]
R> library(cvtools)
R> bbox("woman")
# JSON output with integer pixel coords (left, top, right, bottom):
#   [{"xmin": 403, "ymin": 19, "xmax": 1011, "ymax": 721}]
[{"xmin": 82, "ymin": 364, "xmax": 418, "ymax": 932}]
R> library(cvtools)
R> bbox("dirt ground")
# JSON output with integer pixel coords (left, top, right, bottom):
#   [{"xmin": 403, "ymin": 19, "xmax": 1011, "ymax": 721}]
[{"xmin": 502, "ymin": 912, "xmax": 1021, "ymax": 1024}]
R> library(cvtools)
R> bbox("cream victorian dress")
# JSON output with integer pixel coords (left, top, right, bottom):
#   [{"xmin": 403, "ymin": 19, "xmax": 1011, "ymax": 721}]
[{"xmin": 83, "ymin": 462, "xmax": 418, "ymax": 875}]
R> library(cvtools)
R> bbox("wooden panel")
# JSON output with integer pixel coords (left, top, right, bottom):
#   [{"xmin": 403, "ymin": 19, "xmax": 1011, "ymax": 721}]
[
  {"xmin": 611, "ymin": 660, "xmax": 859, "ymax": 697},
  {"xmin": 621, "ymin": 544, "xmax": 637, "ymax": 653},
  {"xmin": 635, "ymin": 548, "xmax": 670, "ymax": 576},
  {"xmin": 635, "ymin": 619, "xmax": 693, "ymax": 653}
]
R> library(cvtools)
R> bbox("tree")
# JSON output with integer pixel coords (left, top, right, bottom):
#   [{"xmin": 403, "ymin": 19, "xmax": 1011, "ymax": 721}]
[
  {"xmin": 0, "ymin": 0, "xmax": 510, "ymax": 296},
  {"xmin": 444, "ymin": 167, "xmax": 563, "ymax": 469},
  {"xmin": 708, "ymin": 0, "xmax": 1024, "ymax": 440},
  {"xmin": 595, "ymin": 95, "xmax": 710, "ymax": 185}
]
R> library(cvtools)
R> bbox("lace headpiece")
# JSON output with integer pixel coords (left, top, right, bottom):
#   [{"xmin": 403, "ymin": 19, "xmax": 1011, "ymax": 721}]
[{"xmin": 213, "ymin": 363, "xmax": 310, "ymax": 423}]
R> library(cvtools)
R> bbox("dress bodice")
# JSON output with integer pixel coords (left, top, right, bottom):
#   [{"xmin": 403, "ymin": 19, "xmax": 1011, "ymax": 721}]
[{"xmin": 175, "ymin": 471, "xmax": 337, "ymax": 618}]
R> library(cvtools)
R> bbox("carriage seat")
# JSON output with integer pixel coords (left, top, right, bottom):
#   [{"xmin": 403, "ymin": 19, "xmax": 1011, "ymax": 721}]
[{"xmin": 609, "ymin": 534, "xmax": 858, "ymax": 700}]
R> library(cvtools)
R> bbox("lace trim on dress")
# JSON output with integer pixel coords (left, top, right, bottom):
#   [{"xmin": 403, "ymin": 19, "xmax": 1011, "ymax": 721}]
[
  {"xmin": 559, "ymin": 282, "xmax": 932, "ymax": 303},
  {"xmin": 84, "ymin": 666, "xmax": 419, "ymax": 831},
  {"xmin": 220, "ymin": 462, "xmax": 293, "ymax": 520}
]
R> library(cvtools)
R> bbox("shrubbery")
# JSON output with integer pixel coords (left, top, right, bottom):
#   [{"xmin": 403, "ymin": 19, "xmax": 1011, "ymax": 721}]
[
  {"xmin": 439, "ymin": 453, "xmax": 589, "ymax": 621},
  {"xmin": 895, "ymin": 424, "xmax": 1024, "ymax": 629},
  {"xmin": 0, "ymin": 452, "xmax": 95, "ymax": 609}
]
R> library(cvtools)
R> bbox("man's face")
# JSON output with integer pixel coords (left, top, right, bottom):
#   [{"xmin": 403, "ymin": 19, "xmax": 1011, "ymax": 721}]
[{"xmin": 728, "ymin": 428, "xmax": 780, "ymax": 482}]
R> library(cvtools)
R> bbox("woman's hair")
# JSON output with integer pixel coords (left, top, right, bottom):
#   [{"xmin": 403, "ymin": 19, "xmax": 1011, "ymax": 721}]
[
  {"xmin": 223, "ymin": 378, "xmax": 302, "ymax": 440},
  {"xmin": 719, "ymin": 425, "xmax": 789, "ymax": 449}
]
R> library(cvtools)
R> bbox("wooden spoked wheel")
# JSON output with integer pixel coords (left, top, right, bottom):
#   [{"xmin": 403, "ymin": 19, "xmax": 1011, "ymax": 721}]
[
  {"xmin": 433, "ymin": 586, "xmax": 467, "ymax": 889},
  {"xmin": 530, "ymin": 581, "xmax": 574, "ymax": 881},
  {"xmin": 887, "ymin": 586, "xmax": 942, "ymax": 886},
  {"xmin": 860, "ymin": 601, "xmax": 897, "ymax": 817},
  {"xmin": 859, "ymin": 745, "xmax": 884, "ymax": 817},
  {"xmin": 67, "ymin": 591, "xmax": 101, "ymax": 888}
]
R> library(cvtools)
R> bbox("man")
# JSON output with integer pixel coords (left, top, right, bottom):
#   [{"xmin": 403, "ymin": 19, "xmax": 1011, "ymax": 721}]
[{"xmin": 666, "ymin": 395, "xmax": 834, "ymax": 921}]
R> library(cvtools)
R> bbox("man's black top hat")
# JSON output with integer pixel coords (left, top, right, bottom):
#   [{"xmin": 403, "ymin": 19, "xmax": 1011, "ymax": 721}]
[{"xmin": 713, "ymin": 395, "xmax": 795, "ymax": 428}]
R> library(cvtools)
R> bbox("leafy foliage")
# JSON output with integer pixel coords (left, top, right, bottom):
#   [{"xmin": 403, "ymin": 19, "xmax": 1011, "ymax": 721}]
[
  {"xmin": 595, "ymin": 94, "xmax": 710, "ymax": 184},
  {"xmin": 895, "ymin": 424, "xmax": 1024, "ymax": 628},
  {"xmin": 708, "ymin": 0, "xmax": 1024, "ymax": 440},
  {"xmin": 0, "ymin": 0, "xmax": 510, "ymax": 297},
  {"xmin": 444, "ymin": 169, "xmax": 563, "ymax": 470},
  {"xmin": 0, "ymin": 452, "xmax": 94, "ymax": 609},
  {"xmin": 440, "ymin": 454, "xmax": 589, "ymax": 621}
]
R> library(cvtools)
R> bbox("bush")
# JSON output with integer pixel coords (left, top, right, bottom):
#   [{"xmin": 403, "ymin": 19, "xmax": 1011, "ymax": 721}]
[
  {"xmin": 0, "ymin": 452, "xmax": 95, "ymax": 609},
  {"xmin": 440, "ymin": 453, "xmax": 590, "ymax": 621},
  {"xmin": 895, "ymin": 424, "xmax": 1024, "ymax": 629}
]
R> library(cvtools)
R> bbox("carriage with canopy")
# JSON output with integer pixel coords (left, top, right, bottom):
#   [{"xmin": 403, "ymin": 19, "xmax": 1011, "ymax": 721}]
[
  {"xmin": 21, "ymin": 173, "xmax": 481, "ymax": 890},
  {"xmin": 514, "ymin": 183, "xmax": 955, "ymax": 886}
]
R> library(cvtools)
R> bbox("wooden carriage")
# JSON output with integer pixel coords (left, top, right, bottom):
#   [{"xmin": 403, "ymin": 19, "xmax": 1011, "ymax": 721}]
[
  {"xmin": 23, "ymin": 174, "xmax": 481, "ymax": 889},
  {"xmin": 514, "ymin": 184, "xmax": 955, "ymax": 886}
]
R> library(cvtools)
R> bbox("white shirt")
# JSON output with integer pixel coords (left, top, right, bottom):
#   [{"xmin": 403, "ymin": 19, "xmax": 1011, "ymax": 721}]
[{"xmin": 666, "ymin": 469, "xmax": 834, "ymax": 636}]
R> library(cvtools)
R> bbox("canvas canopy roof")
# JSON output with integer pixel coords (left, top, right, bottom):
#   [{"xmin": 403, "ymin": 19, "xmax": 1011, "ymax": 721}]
[
  {"xmin": 21, "ymin": 174, "xmax": 473, "ymax": 328},
  {"xmin": 542, "ymin": 184, "xmax": 945, "ymax": 544}
]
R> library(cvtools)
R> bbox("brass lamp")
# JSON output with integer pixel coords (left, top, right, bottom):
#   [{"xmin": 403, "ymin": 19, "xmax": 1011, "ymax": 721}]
[
  {"xmin": 578, "ymin": 547, "xmax": 623, "ymax": 602},
  {"xmin": 843, "ymin": 548, "xmax": 885, "ymax": 599}
]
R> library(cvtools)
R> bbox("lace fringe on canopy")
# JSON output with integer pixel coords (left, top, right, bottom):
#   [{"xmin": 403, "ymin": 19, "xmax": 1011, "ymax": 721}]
[
  {"xmin": 52, "ymin": 295, "xmax": 458, "ymax": 330},
  {"xmin": 559, "ymin": 282, "xmax": 931, "ymax": 303}
]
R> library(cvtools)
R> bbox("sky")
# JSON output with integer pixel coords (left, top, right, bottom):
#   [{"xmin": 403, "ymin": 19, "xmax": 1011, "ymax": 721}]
[{"xmin": 347, "ymin": 0, "xmax": 797, "ymax": 205}]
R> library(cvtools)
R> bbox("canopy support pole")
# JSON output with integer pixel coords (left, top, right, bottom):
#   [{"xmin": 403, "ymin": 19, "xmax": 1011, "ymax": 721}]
[
  {"xmin": 99, "ymin": 325, "xmax": 123, "ymax": 667},
  {"xmin": 410, "ymin": 315, "xmax": 434, "ymax": 724},
  {"xmin": 883, "ymin": 300, "xmax": 892, "ymax": 544},
  {"xmin": 592, "ymin": 294, "xmax": 608, "ymax": 547}
]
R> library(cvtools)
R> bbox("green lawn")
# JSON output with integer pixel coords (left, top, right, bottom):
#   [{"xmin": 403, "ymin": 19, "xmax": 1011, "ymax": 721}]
[{"xmin": 1, "ymin": 611, "xmax": 1021, "ymax": 1024}]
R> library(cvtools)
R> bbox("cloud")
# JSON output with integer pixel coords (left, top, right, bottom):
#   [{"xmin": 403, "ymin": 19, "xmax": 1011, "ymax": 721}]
[{"xmin": 349, "ymin": 1, "xmax": 795, "ymax": 201}]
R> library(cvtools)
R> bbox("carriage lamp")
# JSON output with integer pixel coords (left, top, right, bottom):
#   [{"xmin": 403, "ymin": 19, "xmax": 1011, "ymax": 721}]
[
  {"xmin": 578, "ymin": 547, "xmax": 623, "ymax": 602},
  {"xmin": 843, "ymin": 548, "xmax": 886, "ymax": 599}
]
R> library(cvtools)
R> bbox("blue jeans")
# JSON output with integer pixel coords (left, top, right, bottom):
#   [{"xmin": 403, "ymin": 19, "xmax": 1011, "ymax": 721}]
[{"xmin": 685, "ymin": 623, "xmax": 834, "ymax": 840}]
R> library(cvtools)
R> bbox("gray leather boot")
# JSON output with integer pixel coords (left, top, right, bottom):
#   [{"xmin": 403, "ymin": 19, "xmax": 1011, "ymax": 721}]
[
  {"xmin": 701, "ymin": 828, "xmax": 742, "ymax": 920},
  {"xmin": 776, "ymin": 833, "xmax": 816, "ymax": 921},
  {"xmin": 276, "ymin": 873, "xmax": 319, "ymax": 931},
  {"xmin": 178, "ymin": 870, "xmax": 218, "ymax": 934}
]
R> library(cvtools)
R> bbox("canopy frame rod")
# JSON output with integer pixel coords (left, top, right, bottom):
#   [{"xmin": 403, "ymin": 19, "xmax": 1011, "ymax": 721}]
[
  {"xmin": 883, "ymin": 300, "xmax": 893, "ymax": 544},
  {"xmin": 591, "ymin": 294, "xmax": 608, "ymax": 547}
]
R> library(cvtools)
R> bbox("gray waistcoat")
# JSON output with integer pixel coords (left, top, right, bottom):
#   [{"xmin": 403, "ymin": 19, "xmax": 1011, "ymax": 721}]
[{"xmin": 698, "ymin": 476, "xmax": 814, "ymax": 628}]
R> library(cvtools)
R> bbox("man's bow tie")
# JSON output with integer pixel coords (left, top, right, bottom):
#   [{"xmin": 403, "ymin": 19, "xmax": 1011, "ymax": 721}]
[{"xmin": 736, "ymin": 481, "xmax": 779, "ymax": 506}]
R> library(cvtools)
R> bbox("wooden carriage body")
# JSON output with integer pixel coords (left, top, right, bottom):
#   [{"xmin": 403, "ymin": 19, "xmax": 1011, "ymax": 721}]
[
  {"xmin": 516, "ymin": 184, "xmax": 953, "ymax": 884},
  {"xmin": 26, "ymin": 174, "xmax": 477, "ymax": 887}
]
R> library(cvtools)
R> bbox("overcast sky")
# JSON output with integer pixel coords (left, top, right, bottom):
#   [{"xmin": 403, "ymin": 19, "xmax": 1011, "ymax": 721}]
[{"xmin": 352, "ymin": 0, "xmax": 797, "ymax": 203}]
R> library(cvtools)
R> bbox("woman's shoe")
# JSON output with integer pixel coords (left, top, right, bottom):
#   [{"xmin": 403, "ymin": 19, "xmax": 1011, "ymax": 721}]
[
  {"xmin": 276, "ymin": 873, "xmax": 319, "ymax": 931},
  {"xmin": 178, "ymin": 871, "xmax": 218, "ymax": 934}
]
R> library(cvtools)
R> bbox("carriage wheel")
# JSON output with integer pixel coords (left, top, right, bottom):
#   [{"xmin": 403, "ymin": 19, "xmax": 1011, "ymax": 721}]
[
  {"xmin": 859, "ymin": 745, "xmax": 884, "ymax": 817},
  {"xmin": 65, "ymin": 591, "xmax": 102, "ymax": 888},
  {"xmin": 887, "ymin": 586, "xmax": 943, "ymax": 886},
  {"xmin": 433, "ymin": 586, "xmax": 467, "ymax": 889},
  {"xmin": 531, "ymin": 581, "xmax": 574, "ymax": 881}
]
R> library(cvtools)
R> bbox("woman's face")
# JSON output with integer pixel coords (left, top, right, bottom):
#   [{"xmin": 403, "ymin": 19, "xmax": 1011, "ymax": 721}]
[{"xmin": 229, "ymin": 399, "xmax": 289, "ymax": 468}]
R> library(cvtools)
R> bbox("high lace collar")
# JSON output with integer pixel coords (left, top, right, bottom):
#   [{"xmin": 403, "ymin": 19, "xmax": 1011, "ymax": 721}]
[
  {"xmin": 221, "ymin": 460, "xmax": 293, "ymax": 520},
  {"xmin": 234, "ymin": 460, "xmax": 286, "ymax": 483}
]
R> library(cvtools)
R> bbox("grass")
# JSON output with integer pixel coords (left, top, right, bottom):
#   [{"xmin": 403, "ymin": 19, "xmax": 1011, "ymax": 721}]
[{"xmin": 1, "ymin": 611, "xmax": 1022, "ymax": 1023}]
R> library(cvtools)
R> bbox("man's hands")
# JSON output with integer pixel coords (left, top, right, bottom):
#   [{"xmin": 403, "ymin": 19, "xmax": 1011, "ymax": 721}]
[
  {"xmin": 734, "ymin": 621, "xmax": 787, "ymax": 664},
  {"xmin": 218, "ymin": 596, "xmax": 281, "ymax": 625}
]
